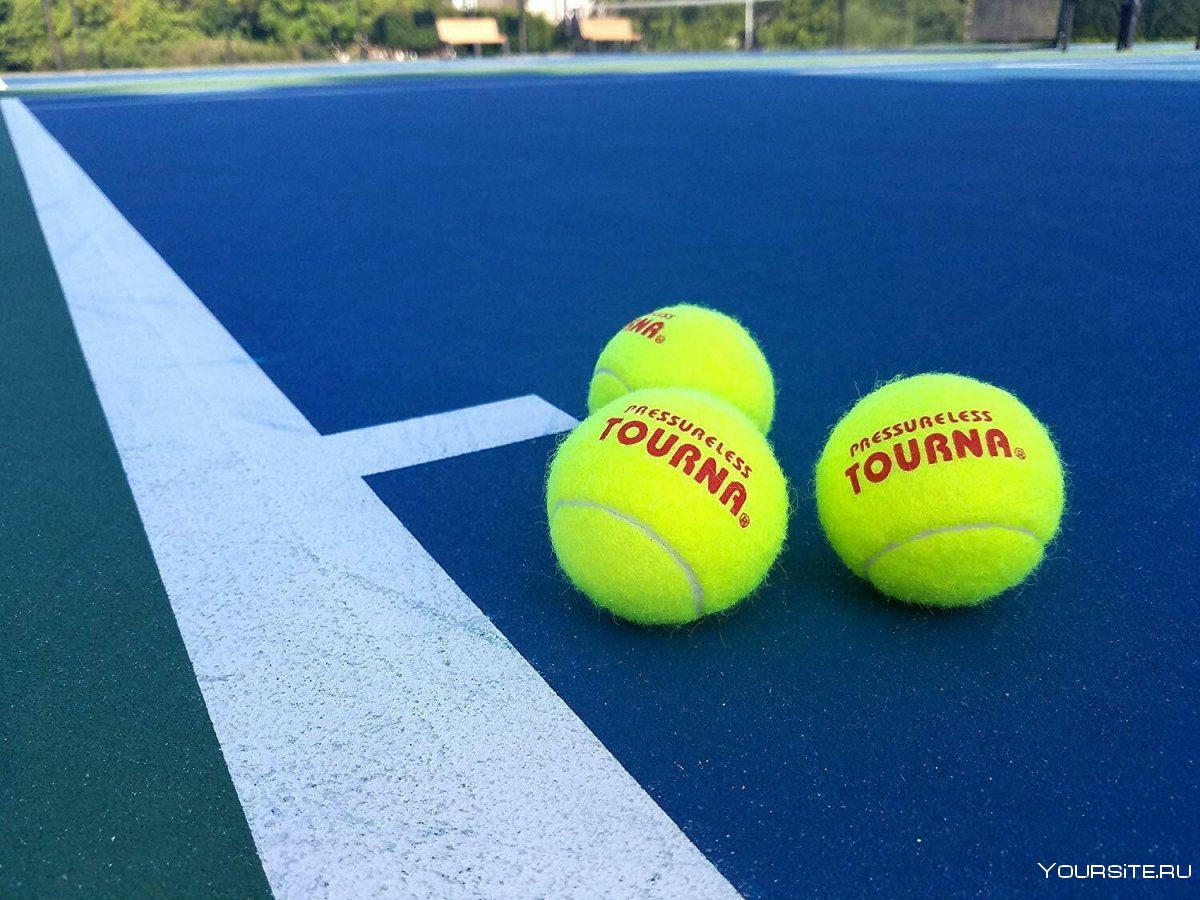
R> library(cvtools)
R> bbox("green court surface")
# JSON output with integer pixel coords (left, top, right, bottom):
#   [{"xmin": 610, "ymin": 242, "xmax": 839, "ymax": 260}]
[{"xmin": 0, "ymin": 121, "xmax": 270, "ymax": 896}]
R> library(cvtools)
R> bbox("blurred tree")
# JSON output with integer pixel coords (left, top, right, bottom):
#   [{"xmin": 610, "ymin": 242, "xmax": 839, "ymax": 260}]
[
  {"xmin": 495, "ymin": 9, "xmax": 561, "ymax": 50},
  {"xmin": 2, "ymin": 0, "xmax": 1195, "ymax": 71},
  {"xmin": 370, "ymin": 5, "xmax": 442, "ymax": 52},
  {"xmin": 39, "ymin": 0, "xmax": 64, "ymax": 68},
  {"xmin": 758, "ymin": 0, "xmax": 838, "ymax": 48}
]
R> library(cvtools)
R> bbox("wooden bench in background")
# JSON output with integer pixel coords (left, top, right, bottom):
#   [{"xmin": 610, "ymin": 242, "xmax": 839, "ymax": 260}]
[
  {"xmin": 436, "ymin": 18, "xmax": 509, "ymax": 58},
  {"xmin": 578, "ymin": 17, "xmax": 642, "ymax": 50}
]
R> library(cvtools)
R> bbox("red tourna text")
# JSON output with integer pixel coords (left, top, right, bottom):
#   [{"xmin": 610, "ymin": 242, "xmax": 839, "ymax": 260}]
[
  {"xmin": 622, "ymin": 309, "xmax": 674, "ymax": 342},
  {"xmin": 599, "ymin": 413, "xmax": 750, "ymax": 518},
  {"xmin": 620, "ymin": 403, "xmax": 751, "ymax": 477},
  {"xmin": 849, "ymin": 409, "xmax": 993, "ymax": 457},
  {"xmin": 844, "ymin": 428, "xmax": 1014, "ymax": 495}
]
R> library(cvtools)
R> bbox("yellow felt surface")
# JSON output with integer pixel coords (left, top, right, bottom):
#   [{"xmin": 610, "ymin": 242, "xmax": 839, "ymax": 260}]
[
  {"xmin": 867, "ymin": 527, "xmax": 1046, "ymax": 608},
  {"xmin": 550, "ymin": 503, "xmax": 700, "ymax": 624},
  {"xmin": 814, "ymin": 373, "xmax": 1064, "ymax": 606},
  {"xmin": 587, "ymin": 304, "xmax": 775, "ymax": 434},
  {"xmin": 548, "ymin": 388, "xmax": 788, "ymax": 624}
]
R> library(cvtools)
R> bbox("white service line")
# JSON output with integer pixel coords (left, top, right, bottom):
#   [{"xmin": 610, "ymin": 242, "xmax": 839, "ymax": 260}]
[
  {"xmin": 3, "ymin": 98, "xmax": 739, "ymax": 900},
  {"xmin": 323, "ymin": 396, "xmax": 576, "ymax": 478}
]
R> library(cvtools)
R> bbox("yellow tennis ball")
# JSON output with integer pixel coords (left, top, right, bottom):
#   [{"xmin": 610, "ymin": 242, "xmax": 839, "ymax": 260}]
[
  {"xmin": 547, "ymin": 388, "xmax": 789, "ymax": 625},
  {"xmin": 814, "ymin": 373, "xmax": 1065, "ymax": 608},
  {"xmin": 588, "ymin": 304, "xmax": 775, "ymax": 433}
]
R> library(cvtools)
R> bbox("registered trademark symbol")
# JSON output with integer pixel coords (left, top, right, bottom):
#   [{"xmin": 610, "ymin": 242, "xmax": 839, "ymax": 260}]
[
  {"xmin": 655, "ymin": 336, "xmax": 665, "ymax": 344},
  {"xmin": 739, "ymin": 514, "xmax": 751, "ymax": 528},
  {"xmin": 1016, "ymin": 448, "xmax": 1026, "ymax": 459}
]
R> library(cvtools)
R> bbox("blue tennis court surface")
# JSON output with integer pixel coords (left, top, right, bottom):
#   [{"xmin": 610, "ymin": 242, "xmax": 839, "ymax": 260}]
[{"xmin": 4, "ymin": 50, "xmax": 1198, "ymax": 897}]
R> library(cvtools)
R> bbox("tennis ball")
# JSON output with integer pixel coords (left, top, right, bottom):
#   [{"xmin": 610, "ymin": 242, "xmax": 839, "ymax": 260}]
[
  {"xmin": 814, "ymin": 373, "xmax": 1064, "ymax": 608},
  {"xmin": 547, "ymin": 388, "xmax": 788, "ymax": 625},
  {"xmin": 588, "ymin": 304, "xmax": 775, "ymax": 433}
]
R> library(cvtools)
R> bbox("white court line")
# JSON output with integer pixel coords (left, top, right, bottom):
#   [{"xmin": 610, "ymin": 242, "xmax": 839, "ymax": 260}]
[
  {"xmin": 3, "ymin": 98, "xmax": 739, "ymax": 900},
  {"xmin": 323, "ymin": 396, "xmax": 576, "ymax": 477}
]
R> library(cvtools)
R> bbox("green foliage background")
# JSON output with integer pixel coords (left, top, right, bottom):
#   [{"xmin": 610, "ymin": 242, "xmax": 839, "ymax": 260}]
[
  {"xmin": 1, "ymin": 0, "xmax": 1198, "ymax": 71},
  {"xmin": 0, "ymin": 0, "xmax": 466, "ymax": 69}
]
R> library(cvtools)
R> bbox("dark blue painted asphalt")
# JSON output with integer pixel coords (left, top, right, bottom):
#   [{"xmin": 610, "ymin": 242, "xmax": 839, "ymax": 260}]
[{"xmin": 29, "ymin": 68, "xmax": 1199, "ymax": 896}]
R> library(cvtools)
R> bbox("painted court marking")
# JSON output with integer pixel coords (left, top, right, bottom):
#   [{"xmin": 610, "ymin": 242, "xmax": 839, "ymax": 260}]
[
  {"xmin": 323, "ymin": 396, "xmax": 575, "ymax": 477},
  {"xmin": 3, "ymin": 98, "xmax": 739, "ymax": 900}
]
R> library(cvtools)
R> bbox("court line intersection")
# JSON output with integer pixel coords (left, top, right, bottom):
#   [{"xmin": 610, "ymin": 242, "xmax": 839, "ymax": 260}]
[{"xmin": 3, "ymin": 97, "xmax": 738, "ymax": 899}]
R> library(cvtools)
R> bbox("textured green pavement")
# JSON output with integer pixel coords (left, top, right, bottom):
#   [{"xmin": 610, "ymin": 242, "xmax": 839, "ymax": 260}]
[{"xmin": 0, "ymin": 112, "xmax": 271, "ymax": 898}]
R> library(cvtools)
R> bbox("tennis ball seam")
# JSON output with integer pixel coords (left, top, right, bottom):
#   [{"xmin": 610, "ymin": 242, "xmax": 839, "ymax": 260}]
[
  {"xmin": 591, "ymin": 366, "xmax": 632, "ymax": 393},
  {"xmin": 859, "ymin": 523, "xmax": 1041, "ymax": 579},
  {"xmin": 551, "ymin": 498, "xmax": 704, "ymax": 618}
]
